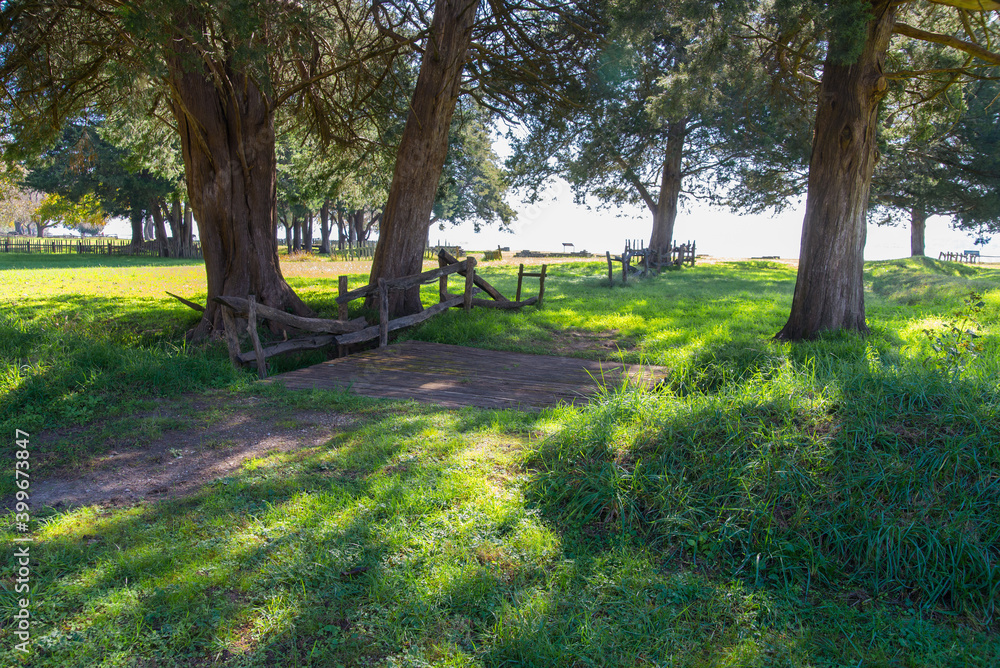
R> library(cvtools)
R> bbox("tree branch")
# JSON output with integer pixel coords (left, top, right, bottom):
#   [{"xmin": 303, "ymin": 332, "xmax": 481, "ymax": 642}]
[{"xmin": 893, "ymin": 21, "xmax": 1000, "ymax": 67}]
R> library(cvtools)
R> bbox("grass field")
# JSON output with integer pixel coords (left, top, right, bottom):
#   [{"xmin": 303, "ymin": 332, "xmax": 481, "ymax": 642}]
[{"xmin": 1, "ymin": 252, "xmax": 999, "ymax": 666}]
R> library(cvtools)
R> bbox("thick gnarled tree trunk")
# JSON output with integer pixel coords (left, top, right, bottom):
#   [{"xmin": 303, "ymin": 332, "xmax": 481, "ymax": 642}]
[
  {"xmin": 368, "ymin": 0, "xmax": 479, "ymax": 316},
  {"xmin": 910, "ymin": 206, "xmax": 927, "ymax": 256},
  {"xmin": 167, "ymin": 52, "xmax": 310, "ymax": 339},
  {"xmin": 648, "ymin": 119, "xmax": 687, "ymax": 261},
  {"xmin": 776, "ymin": 1, "xmax": 896, "ymax": 341}
]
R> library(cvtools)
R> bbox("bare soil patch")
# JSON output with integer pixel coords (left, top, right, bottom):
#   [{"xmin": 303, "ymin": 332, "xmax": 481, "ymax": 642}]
[
  {"xmin": 15, "ymin": 398, "xmax": 355, "ymax": 509},
  {"xmin": 545, "ymin": 328, "xmax": 636, "ymax": 356}
]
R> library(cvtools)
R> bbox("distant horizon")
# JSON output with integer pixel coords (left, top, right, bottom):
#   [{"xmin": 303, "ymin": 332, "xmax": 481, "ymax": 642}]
[{"xmin": 86, "ymin": 175, "xmax": 999, "ymax": 262}]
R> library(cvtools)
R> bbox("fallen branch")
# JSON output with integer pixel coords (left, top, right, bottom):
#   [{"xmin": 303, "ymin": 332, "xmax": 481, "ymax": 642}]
[{"xmin": 166, "ymin": 291, "xmax": 205, "ymax": 312}]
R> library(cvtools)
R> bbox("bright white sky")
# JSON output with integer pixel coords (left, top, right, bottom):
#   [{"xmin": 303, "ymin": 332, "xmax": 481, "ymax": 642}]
[
  {"xmin": 432, "ymin": 176, "xmax": 998, "ymax": 260},
  {"xmin": 100, "ymin": 177, "xmax": 997, "ymax": 261}
]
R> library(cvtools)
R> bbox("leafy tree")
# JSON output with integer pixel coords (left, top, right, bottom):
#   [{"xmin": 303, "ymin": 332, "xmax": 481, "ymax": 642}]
[
  {"xmin": 369, "ymin": 0, "xmax": 597, "ymax": 315},
  {"xmin": 30, "ymin": 192, "xmax": 105, "ymax": 237},
  {"xmin": 873, "ymin": 76, "xmax": 1000, "ymax": 255},
  {"xmin": 1, "ymin": 0, "xmax": 409, "ymax": 336},
  {"xmin": 432, "ymin": 104, "xmax": 516, "ymax": 234},
  {"xmin": 23, "ymin": 121, "xmax": 174, "ymax": 245},
  {"xmin": 752, "ymin": 0, "xmax": 1000, "ymax": 340}
]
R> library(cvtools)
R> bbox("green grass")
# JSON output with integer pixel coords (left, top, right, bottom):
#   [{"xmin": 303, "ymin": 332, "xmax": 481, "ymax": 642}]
[{"xmin": 2, "ymin": 253, "xmax": 999, "ymax": 666}]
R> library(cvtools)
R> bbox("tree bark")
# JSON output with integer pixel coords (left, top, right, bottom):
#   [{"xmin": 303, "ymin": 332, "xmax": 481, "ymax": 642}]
[
  {"xmin": 648, "ymin": 119, "xmax": 687, "ymax": 261},
  {"xmin": 910, "ymin": 206, "xmax": 927, "ymax": 256},
  {"xmin": 292, "ymin": 212, "xmax": 301, "ymax": 251},
  {"xmin": 319, "ymin": 200, "xmax": 331, "ymax": 254},
  {"xmin": 304, "ymin": 211, "xmax": 314, "ymax": 252},
  {"xmin": 182, "ymin": 201, "xmax": 195, "ymax": 258},
  {"xmin": 166, "ymin": 42, "xmax": 310, "ymax": 339},
  {"xmin": 336, "ymin": 208, "xmax": 346, "ymax": 250},
  {"xmin": 150, "ymin": 199, "xmax": 170, "ymax": 257},
  {"xmin": 776, "ymin": 1, "xmax": 896, "ymax": 341},
  {"xmin": 368, "ymin": 0, "xmax": 479, "ymax": 316},
  {"xmin": 129, "ymin": 208, "xmax": 145, "ymax": 247}
]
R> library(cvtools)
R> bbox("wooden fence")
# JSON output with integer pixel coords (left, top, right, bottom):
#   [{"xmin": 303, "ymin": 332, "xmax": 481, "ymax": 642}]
[
  {"xmin": 1, "ymin": 236, "xmax": 202, "ymax": 258},
  {"xmin": 607, "ymin": 239, "xmax": 696, "ymax": 285},
  {"xmin": 206, "ymin": 248, "xmax": 544, "ymax": 378},
  {"xmin": 282, "ymin": 238, "xmax": 448, "ymax": 262}
]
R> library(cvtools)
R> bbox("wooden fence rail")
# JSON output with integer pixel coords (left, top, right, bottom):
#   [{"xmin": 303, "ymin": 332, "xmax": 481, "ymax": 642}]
[{"xmin": 207, "ymin": 249, "xmax": 544, "ymax": 379}]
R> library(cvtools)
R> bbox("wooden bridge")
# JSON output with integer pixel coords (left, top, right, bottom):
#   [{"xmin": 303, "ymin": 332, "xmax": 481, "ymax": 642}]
[{"xmin": 268, "ymin": 340, "xmax": 669, "ymax": 410}]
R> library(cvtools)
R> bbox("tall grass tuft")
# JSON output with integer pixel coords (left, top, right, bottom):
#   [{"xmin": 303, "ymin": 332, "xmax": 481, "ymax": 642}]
[{"xmin": 526, "ymin": 348, "xmax": 1000, "ymax": 621}]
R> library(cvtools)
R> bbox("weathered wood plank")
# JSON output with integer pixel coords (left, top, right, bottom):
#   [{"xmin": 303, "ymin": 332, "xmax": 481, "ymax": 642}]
[
  {"xmin": 237, "ymin": 335, "xmax": 337, "ymax": 364},
  {"xmin": 247, "ymin": 295, "xmax": 267, "ymax": 379},
  {"xmin": 469, "ymin": 296, "xmax": 538, "ymax": 309},
  {"xmin": 334, "ymin": 290, "xmax": 481, "ymax": 346},
  {"xmin": 213, "ymin": 296, "xmax": 365, "ymax": 334},
  {"xmin": 439, "ymin": 249, "xmax": 509, "ymax": 302}
]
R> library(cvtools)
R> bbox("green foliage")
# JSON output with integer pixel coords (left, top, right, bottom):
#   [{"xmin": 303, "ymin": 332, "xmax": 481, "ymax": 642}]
[
  {"xmin": 22, "ymin": 121, "xmax": 175, "ymax": 224},
  {"xmin": 922, "ymin": 291, "xmax": 985, "ymax": 379}
]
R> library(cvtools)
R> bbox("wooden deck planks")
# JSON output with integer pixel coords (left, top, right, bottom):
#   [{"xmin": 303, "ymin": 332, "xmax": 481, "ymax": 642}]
[{"xmin": 268, "ymin": 340, "xmax": 668, "ymax": 410}]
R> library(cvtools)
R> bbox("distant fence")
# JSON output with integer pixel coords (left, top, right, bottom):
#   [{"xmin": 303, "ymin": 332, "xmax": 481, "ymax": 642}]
[
  {"xmin": 1, "ymin": 236, "xmax": 201, "ymax": 258},
  {"xmin": 282, "ymin": 237, "xmax": 453, "ymax": 261}
]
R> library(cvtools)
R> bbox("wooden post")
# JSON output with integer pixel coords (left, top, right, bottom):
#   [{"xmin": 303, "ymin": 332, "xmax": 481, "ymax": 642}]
[
  {"xmin": 538, "ymin": 264, "xmax": 547, "ymax": 307},
  {"xmin": 378, "ymin": 278, "xmax": 389, "ymax": 348},
  {"xmin": 439, "ymin": 273, "xmax": 448, "ymax": 302},
  {"xmin": 220, "ymin": 306, "xmax": 242, "ymax": 368},
  {"xmin": 690, "ymin": 240, "xmax": 696, "ymax": 266},
  {"xmin": 246, "ymin": 295, "xmax": 267, "ymax": 379},
  {"xmin": 606, "ymin": 251, "xmax": 613, "ymax": 285},
  {"xmin": 338, "ymin": 276, "xmax": 349, "ymax": 320},
  {"xmin": 464, "ymin": 257, "xmax": 476, "ymax": 312},
  {"xmin": 622, "ymin": 254, "xmax": 628, "ymax": 284},
  {"xmin": 516, "ymin": 263, "xmax": 525, "ymax": 302}
]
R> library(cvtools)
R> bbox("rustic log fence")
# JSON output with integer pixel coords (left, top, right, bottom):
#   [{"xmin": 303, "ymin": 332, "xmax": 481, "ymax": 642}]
[
  {"xmin": 606, "ymin": 240, "xmax": 696, "ymax": 285},
  {"xmin": 198, "ymin": 249, "xmax": 544, "ymax": 378}
]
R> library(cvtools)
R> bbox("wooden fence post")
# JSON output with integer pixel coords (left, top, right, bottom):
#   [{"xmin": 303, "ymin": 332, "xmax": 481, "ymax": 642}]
[
  {"xmin": 538, "ymin": 264, "xmax": 547, "ymax": 307},
  {"xmin": 378, "ymin": 278, "xmax": 389, "ymax": 348},
  {"xmin": 622, "ymin": 254, "xmax": 628, "ymax": 284},
  {"xmin": 439, "ymin": 273, "xmax": 448, "ymax": 302},
  {"xmin": 606, "ymin": 251, "xmax": 613, "ymax": 286},
  {"xmin": 247, "ymin": 295, "xmax": 267, "ymax": 379},
  {"xmin": 516, "ymin": 263, "xmax": 525, "ymax": 302},
  {"xmin": 464, "ymin": 257, "xmax": 476, "ymax": 312},
  {"xmin": 220, "ymin": 306, "xmax": 242, "ymax": 368},
  {"xmin": 338, "ymin": 276, "xmax": 349, "ymax": 320}
]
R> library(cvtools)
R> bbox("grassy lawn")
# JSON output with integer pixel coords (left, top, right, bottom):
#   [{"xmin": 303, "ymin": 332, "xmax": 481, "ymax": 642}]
[{"xmin": 1, "ymin": 252, "xmax": 999, "ymax": 666}]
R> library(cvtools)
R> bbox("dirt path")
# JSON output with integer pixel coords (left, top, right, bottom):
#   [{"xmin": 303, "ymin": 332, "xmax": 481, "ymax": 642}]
[{"xmin": 16, "ymin": 399, "xmax": 355, "ymax": 509}]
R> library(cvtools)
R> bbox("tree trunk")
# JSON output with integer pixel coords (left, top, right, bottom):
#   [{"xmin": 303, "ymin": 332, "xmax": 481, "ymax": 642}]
[
  {"xmin": 320, "ymin": 200, "xmax": 331, "ymax": 254},
  {"xmin": 337, "ymin": 208, "xmax": 346, "ymax": 250},
  {"xmin": 166, "ymin": 43, "xmax": 310, "ymax": 339},
  {"xmin": 776, "ymin": 1, "xmax": 896, "ymax": 341},
  {"xmin": 304, "ymin": 211, "xmax": 314, "ymax": 253},
  {"xmin": 353, "ymin": 210, "xmax": 366, "ymax": 245},
  {"xmin": 910, "ymin": 206, "xmax": 927, "ymax": 256},
  {"xmin": 182, "ymin": 201, "xmax": 194, "ymax": 258},
  {"xmin": 292, "ymin": 212, "xmax": 301, "ymax": 251},
  {"xmin": 129, "ymin": 208, "xmax": 145, "ymax": 247},
  {"xmin": 368, "ymin": 0, "xmax": 479, "ymax": 316},
  {"xmin": 151, "ymin": 199, "xmax": 170, "ymax": 257},
  {"xmin": 648, "ymin": 119, "xmax": 686, "ymax": 261},
  {"xmin": 166, "ymin": 196, "xmax": 182, "ymax": 256}
]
